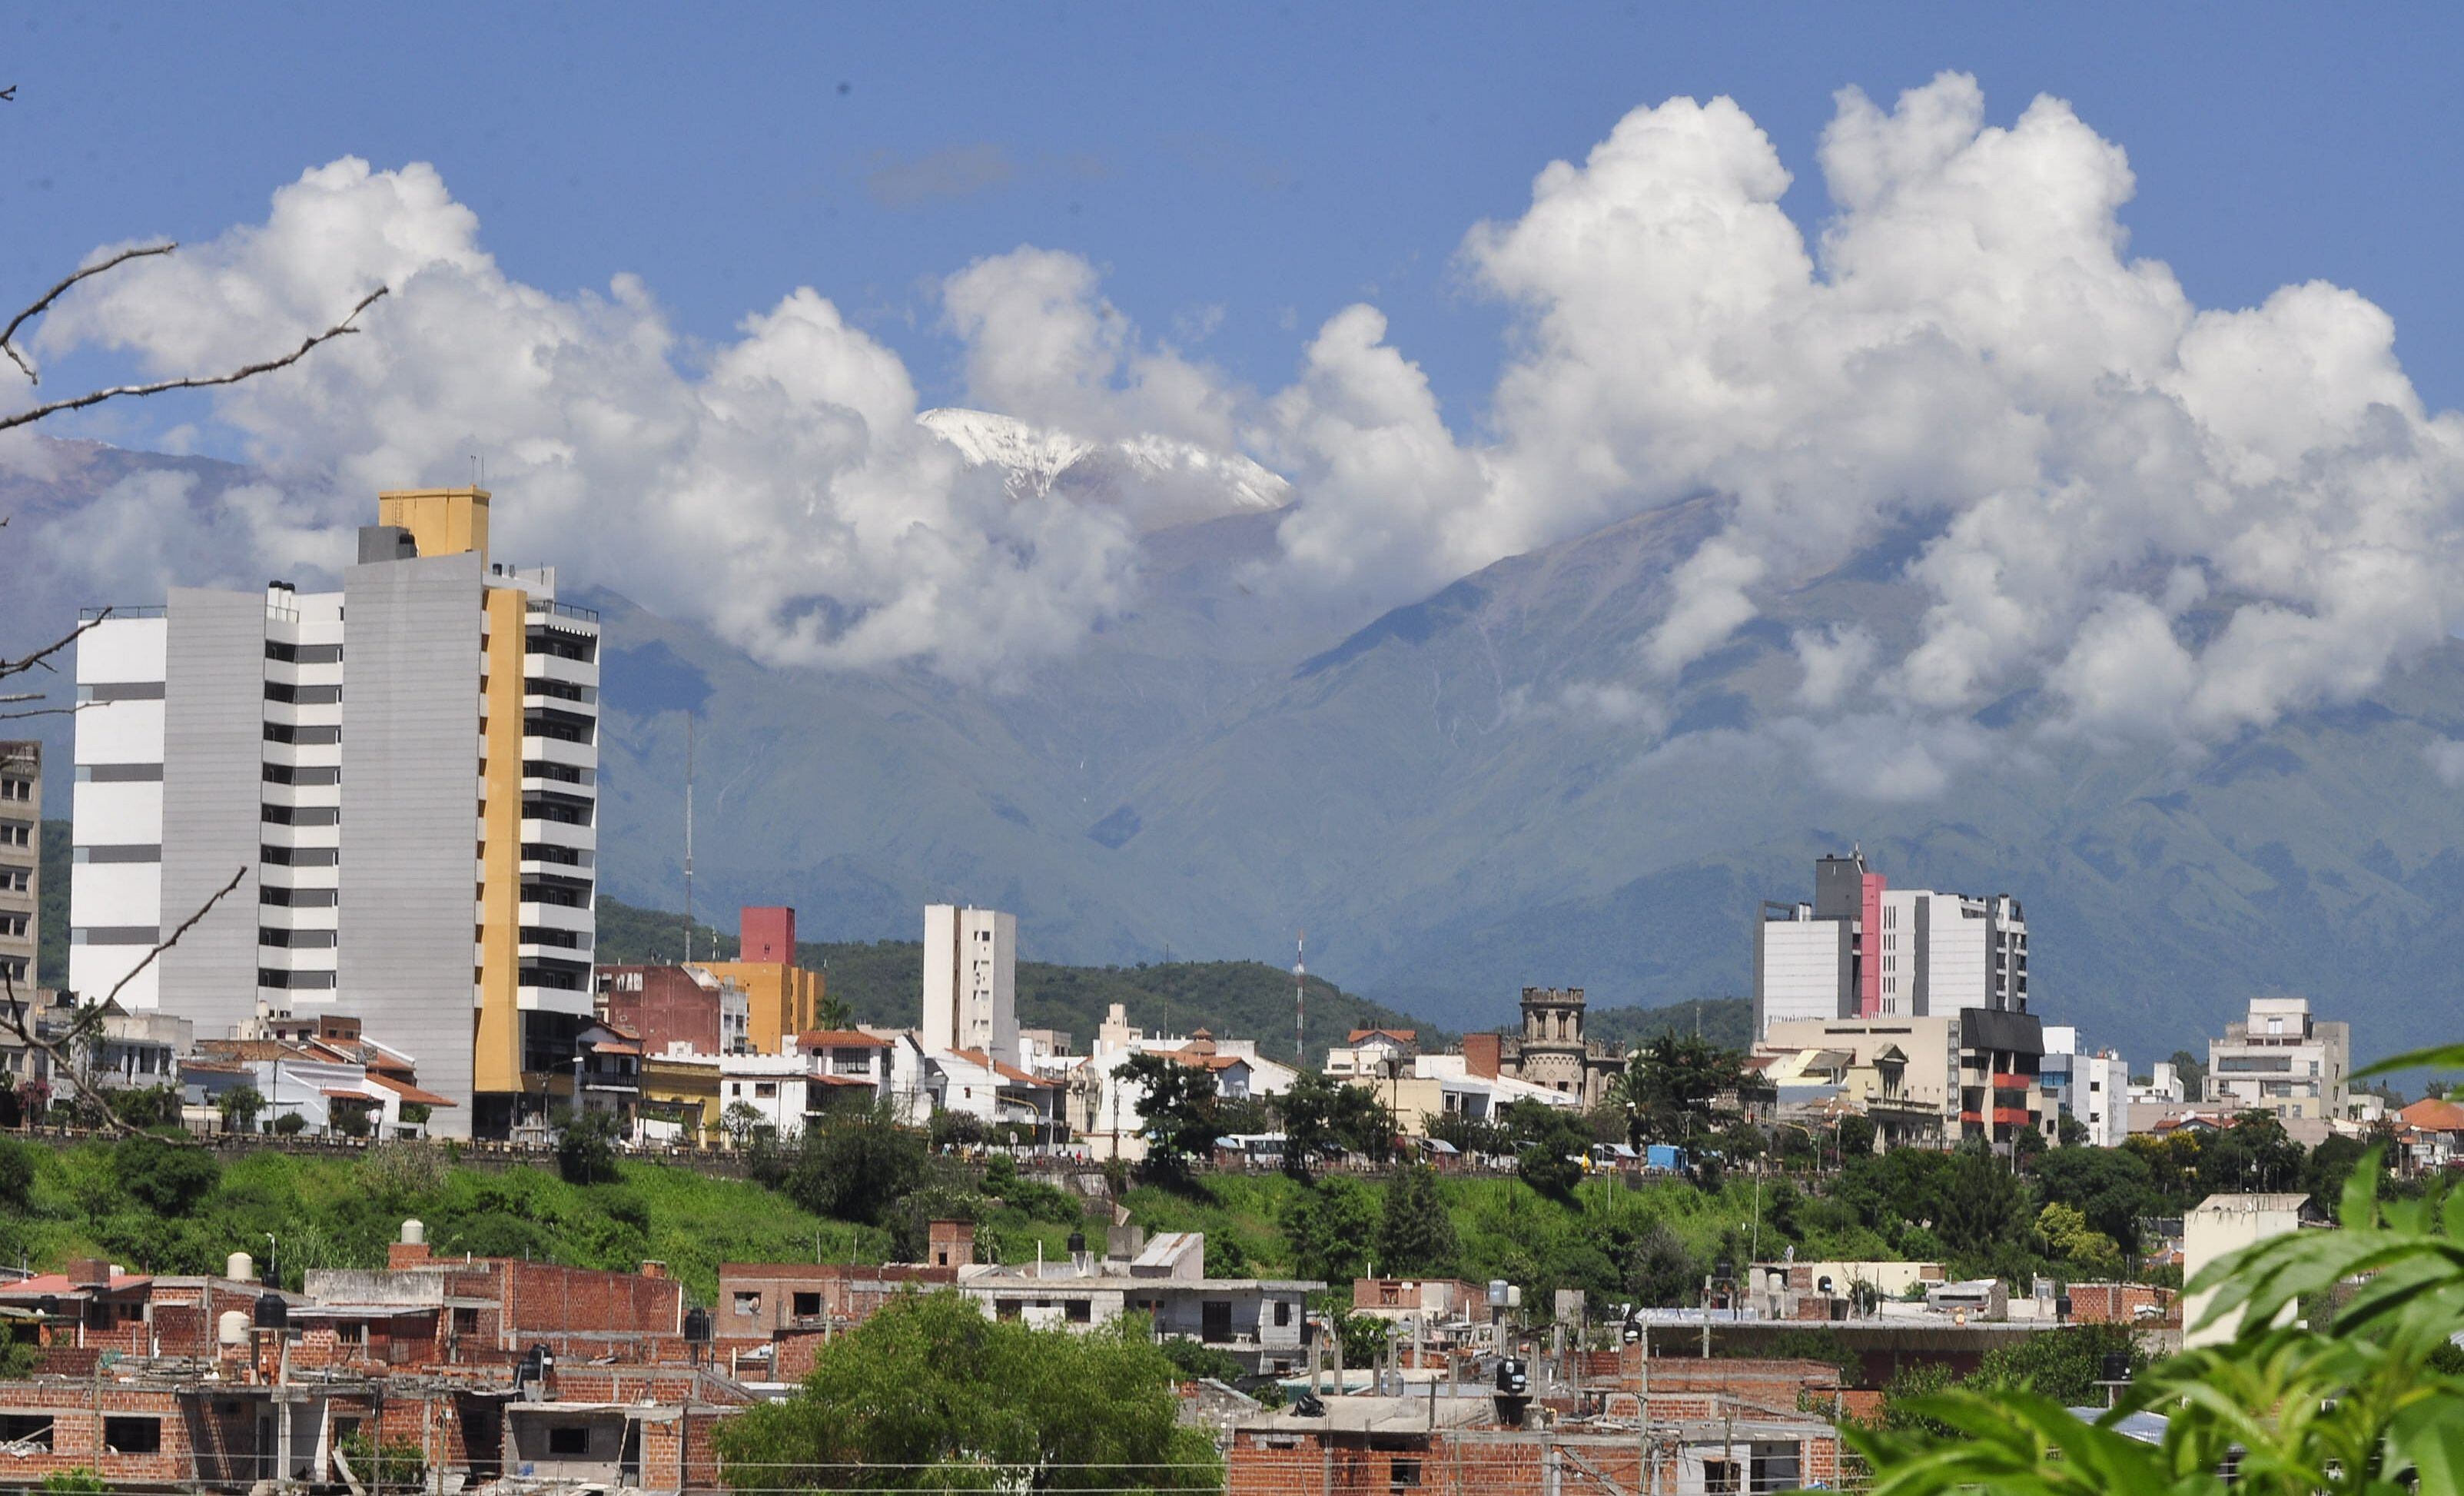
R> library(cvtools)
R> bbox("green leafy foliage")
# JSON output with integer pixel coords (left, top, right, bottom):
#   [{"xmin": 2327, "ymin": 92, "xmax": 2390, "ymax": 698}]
[
  {"xmin": 782, "ymin": 1102, "xmax": 929, "ymax": 1225},
  {"xmin": 1605, "ymin": 1033, "xmax": 1754, "ymax": 1149},
  {"xmin": 1281, "ymin": 1179, "xmax": 1381, "ymax": 1281},
  {"xmin": 1376, "ymin": 1164, "xmax": 1459, "ymax": 1275},
  {"xmin": 110, "ymin": 1134, "xmax": 220, "ymax": 1214},
  {"xmin": 555, "ymin": 1107, "xmax": 623, "ymax": 1185},
  {"xmin": 1277, "ymin": 1071, "xmax": 1393, "ymax": 1179},
  {"xmin": 711, "ymin": 1291, "xmax": 1220, "ymax": 1494},
  {"xmin": 1853, "ymin": 1147, "xmax": 2464, "ymax": 1494},
  {"xmin": 1118, "ymin": 1052, "xmax": 1220, "ymax": 1180},
  {"xmin": 1506, "ymin": 1101, "xmax": 1588, "ymax": 1202},
  {"xmin": 217, "ymin": 1084, "xmax": 265, "ymax": 1134}
]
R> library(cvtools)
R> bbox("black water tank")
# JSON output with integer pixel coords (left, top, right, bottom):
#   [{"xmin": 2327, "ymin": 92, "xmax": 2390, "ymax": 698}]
[
  {"xmin": 252, "ymin": 1293, "xmax": 288, "ymax": 1331},
  {"xmin": 1067, "ymin": 1232, "xmax": 1088, "ymax": 1255},
  {"xmin": 1495, "ymin": 1358, "xmax": 1529, "ymax": 1395},
  {"xmin": 684, "ymin": 1308, "xmax": 712, "ymax": 1344},
  {"xmin": 2100, "ymin": 1351, "xmax": 2132, "ymax": 1384}
]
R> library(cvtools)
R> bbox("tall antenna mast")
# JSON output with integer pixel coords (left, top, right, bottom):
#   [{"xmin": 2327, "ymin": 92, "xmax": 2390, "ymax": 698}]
[
  {"xmin": 1294, "ymin": 930, "xmax": 1306, "ymax": 1067},
  {"xmin": 683, "ymin": 717, "xmax": 696, "ymax": 965}
]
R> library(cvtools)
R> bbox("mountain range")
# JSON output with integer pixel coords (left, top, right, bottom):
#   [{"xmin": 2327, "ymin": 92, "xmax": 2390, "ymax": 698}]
[{"xmin": 11, "ymin": 432, "xmax": 2464, "ymax": 1064}]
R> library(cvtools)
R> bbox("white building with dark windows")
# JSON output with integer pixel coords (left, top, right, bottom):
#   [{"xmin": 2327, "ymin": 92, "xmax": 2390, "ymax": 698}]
[
  {"xmin": 1752, "ymin": 853, "xmax": 2031, "ymax": 1036},
  {"xmin": 2206, "ymin": 996, "xmax": 2349, "ymax": 1121},
  {"xmin": 68, "ymin": 487, "xmax": 598, "ymax": 1138},
  {"xmin": 0, "ymin": 741, "xmax": 37, "ymax": 987},
  {"xmin": 922, "ymin": 903, "xmax": 1018, "ymax": 1067}
]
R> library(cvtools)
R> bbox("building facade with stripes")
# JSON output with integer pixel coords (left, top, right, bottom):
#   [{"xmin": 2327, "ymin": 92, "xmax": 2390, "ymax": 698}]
[{"xmin": 68, "ymin": 487, "xmax": 598, "ymax": 1137}]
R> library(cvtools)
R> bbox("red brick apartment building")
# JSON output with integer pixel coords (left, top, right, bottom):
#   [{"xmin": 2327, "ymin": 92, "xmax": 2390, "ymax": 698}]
[{"xmin": 0, "ymin": 1233, "xmax": 749, "ymax": 1492}]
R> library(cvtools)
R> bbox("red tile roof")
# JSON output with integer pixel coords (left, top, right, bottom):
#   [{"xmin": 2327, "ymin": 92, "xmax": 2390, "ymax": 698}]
[
  {"xmin": 368, "ymin": 1074, "xmax": 459, "ymax": 1109},
  {"xmin": 0, "ymin": 1271, "xmax": 151, "ymax": 1298},
  {"xmin": 800, "ymin": 1030, "xmax": 891, "ymax": 1049},
  {"xmin": 951, "ymin": 1049, "xmax": 1058, "ymax": 1087},
  {"xmin": 2400, "ymin": 1096, "xmax": 2464, "ymax": 1132}
]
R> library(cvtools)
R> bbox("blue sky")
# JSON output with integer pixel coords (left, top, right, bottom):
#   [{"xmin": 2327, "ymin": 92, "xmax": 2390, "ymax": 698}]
[{"xmin": 12, "ymin": 1, "xmax": 2464, "ymax": 436}]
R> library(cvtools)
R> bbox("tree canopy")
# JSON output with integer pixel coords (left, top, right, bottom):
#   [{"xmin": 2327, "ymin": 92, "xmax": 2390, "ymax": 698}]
[
  {"xmin": 712, "ymin": 1291, "xmax": 1220, "ymax": 1494},
  {"xmin": 1118, "ymin": 1052, "xmax": 1221, "ymax": 1180}
]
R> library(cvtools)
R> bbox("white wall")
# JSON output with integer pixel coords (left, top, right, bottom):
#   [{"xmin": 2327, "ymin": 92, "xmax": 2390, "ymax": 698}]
[{"xmin": 1756, "ymin": 919, "xmax": 1845, "ymax": 1035}]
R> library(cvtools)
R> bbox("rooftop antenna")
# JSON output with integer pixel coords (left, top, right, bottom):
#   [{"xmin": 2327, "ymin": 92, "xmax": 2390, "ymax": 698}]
[
  {"xmin": 683, "ymin": 716, "xmax": 696, "ymax": 966},
  {"xmin": 1294, "ymin": 930, "xmax": 1307, "ymax": 1067}
]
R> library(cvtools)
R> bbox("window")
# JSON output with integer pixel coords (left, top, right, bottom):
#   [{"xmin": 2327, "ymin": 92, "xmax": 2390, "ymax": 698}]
[
  {"xmin": 1200, "ymin": 1301, "xmax": 1233, "ymax": 1341},
  {"xmin": 0, "ymin": 869, "xmax": 25, "ymax": 891},
  {"xmin": 0, "ymin": 823, "xmax": 26, "ymax": 848},
  {"xmin": 0, "ymin": 779, "xmax": 29, "ymax": 801},
  {"xmin": 546, "ymin": 1426, "xmax": 592, "ymax": 1457},
  {"xmin": 734, "ymin": 1292, "xmax": 761, "ymax": 1317},
  {"xmin": 0, "ymin": 1415, "xmax": 52, "ymax": 1450},
  {"xmin": 995, "ymin": 1300, "xmax": 1022, "ymax": 1320},
  {"xmin": 1065, "ymin": 1299, "xmax": 1091, "ymax": 1324},
  {"xmin": 754, "ymin": 1082, "xmax": 777, "ymax": 1099},
  {"xmin": 453, "ymin": 1308, "xmax": 479, "ymax": 1335},
  {"xmin": 1389, "ymin": 1460, "xmax": 1422, "ymax": 1491},
  {"xmin": 792, "ymin": 1292, "xmax": 821, "ymax": 1318},
  {"xmin": 102, "ymin": 1417, "xmax": 162, "ymax": 1454},
  {"xmin": 1274, "ymin": 1299, "xmax": 1291, "ymax": 1328}
]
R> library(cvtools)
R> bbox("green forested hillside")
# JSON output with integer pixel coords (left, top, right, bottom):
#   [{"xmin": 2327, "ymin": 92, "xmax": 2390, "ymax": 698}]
[
  {"xmin": 38, "ymin": 816, "xmax": 66, "ymax": 986},
  {"xmin": 596, "ymin": 895, "xmax": 1443, "ymax": 1065},
  {"xmin": 1585, "ymin": 997, "xmax": 1753, "ymax": 1052}
]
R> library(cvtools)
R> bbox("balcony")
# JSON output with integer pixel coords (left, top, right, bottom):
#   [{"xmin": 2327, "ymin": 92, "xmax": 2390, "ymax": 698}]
[
  {"xmin": 520, "ymin": 817, "xmax": 596, "ymax": 853},
  {"xmin": 519, "ymin": 899, "xmax": 595, "ymax": 934},
  {"xmin": 1990, "ymin": 1074, "xmax": 2031, "ymax": 1092},
  {"xmin": 1990, "ymin": 1107, "xmax": 2033, "ymax": 1128},
  {"xmin": 523, "ymin": 651, "xmax": 598, "ymax": 689},
  {"xmin": 521, "ymin": 734, "xmax": 596, "ymax": 770}
]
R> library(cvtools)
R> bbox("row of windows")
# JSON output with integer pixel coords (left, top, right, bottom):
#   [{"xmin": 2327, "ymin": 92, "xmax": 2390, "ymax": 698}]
[
  {"xmin": 261, "ymin": 803, "xmax": 340, "ymax": 826},
  {"xmin": 264, "ymin": 681, "xmax": 343, "ymax": 705},
  {"xmin": 259, "ymin": 926, "xmax": 337, "ymax": 949},
  {"xmin": 263, "ymin": 763, "xmax": 341, "ymax": 786},
  {"xmin": 262, "ymin": 843, "xmax": 339, "ymax": 866},
  {"xmin": 264, "ymin": 641, "xmax": 343, "ymax": 664},
  {"xmin": 260, "ymin": 886, "xmax": 337, "ymax": 907},
  {"xmin": 264, "ymin": 723, "xmax": 341, "ymax": 746},
  {"xmin": 258, "ymin": 969, "xmax": 337, "ymax": 990}
]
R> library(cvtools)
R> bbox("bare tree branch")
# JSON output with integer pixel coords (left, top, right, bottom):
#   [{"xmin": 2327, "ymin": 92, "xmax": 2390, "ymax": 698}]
[
  {"xmin": 0, "ymin": 285, "xmax": 389, "ymax": 433},
  {"xmin": 0, "ymin": 865, "xmax": 246, "ymax": 1135},
  {"xmin": 0, "ymin": 242, "xmax": 176, "ymax": 385},
  {"xmin": 0, "ymin": 607, "xmax": 106, "ymax": 683},
  {"xmin": 103, "ymin": 863, "xmax": 247, "ymax": 1011},
  {"xmin": 0, "ymin": 87, "xmax": 15, "ymax": 104}
]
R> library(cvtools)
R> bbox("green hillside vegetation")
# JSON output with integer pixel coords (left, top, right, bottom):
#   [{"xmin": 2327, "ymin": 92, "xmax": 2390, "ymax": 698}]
[
  {"xmin": 596, "ymin": 894, "xmax": 1443, "ymax": 1065},
  {"xmin": 0, "ymin": 1136, "xmax": 1091, "ymax": 1304},
  {"xmin": 37, "ymin": 817, "xmax": 66, "ymax": 986},
  {"xmin": 1583, "ymin": 997, "xmax": 1752, "ymax": 1052}
]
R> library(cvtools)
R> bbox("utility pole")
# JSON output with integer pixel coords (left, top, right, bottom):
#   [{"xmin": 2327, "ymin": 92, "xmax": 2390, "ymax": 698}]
[
  {"xmin": 682, "ymin": 717, "xmax": 696, "ymax": 966},
  {"xmin": 1293, "ymin": 931, "xmax": 1307, "ymax": 1067}
]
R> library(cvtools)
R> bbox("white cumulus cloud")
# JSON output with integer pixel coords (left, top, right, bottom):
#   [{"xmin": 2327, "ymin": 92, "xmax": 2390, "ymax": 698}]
[
  {"xmin": 1266, "ymin": 72, "xmax": 2464, "ymax": 764},
  {"xmin": 24, "ymin": 160, "xmax": 1151, "ymax": 683}
]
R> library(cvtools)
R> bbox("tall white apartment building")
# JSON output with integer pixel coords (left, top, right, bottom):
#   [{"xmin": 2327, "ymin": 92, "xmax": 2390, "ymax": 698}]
[
  {"xmin": 70, "ymin": 487, "xmax": 599, "ymax": 1138},
  {"xmin": 2207, "ymin": 996, "xmax": 2349, "ymax": 1121},
  {"xmin": 1752, "ymin": 852, "xmax": 2030, "ymax": 1039},
  {"xmin": 921, "ymin": 904, "xmax": 1017, "ymax": 1068}
]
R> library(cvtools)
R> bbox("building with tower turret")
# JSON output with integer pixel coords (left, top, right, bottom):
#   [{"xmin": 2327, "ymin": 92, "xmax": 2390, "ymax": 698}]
[{"xmin": 1457, "ymin": 986, "xmax": 1626, "ymax": 1107}]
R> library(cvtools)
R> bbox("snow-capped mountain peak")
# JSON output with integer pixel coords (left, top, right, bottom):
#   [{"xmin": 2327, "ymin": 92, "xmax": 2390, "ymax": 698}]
[{"xmin": 918, "ymin": 407, "xmax": 1291, "ymax": 531}]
